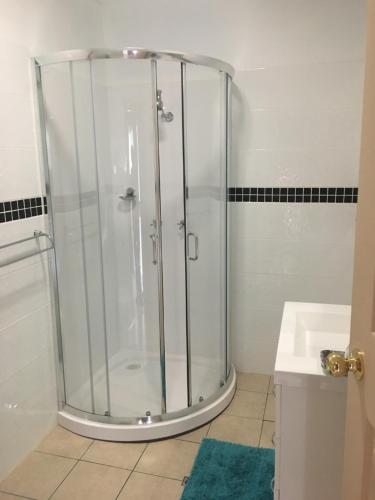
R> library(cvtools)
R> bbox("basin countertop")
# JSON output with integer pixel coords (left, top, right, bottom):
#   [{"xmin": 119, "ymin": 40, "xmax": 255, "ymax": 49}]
[{"xmin": 275, "ymin": 302, "xmax": 351, "ymax": 390}]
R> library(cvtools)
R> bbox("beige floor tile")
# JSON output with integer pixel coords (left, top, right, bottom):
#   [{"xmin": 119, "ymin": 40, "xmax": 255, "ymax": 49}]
[
  {"xmin": 236, "ymin": 372, "xmax": 270, "ymax": 393},
  {"xmin": 259, "ymin": 421, "xmax": 275, "ymax": 448},
  {"xmin": 0, "ymin": 452, "xmax": 75, "ymax": 500},
  {"xmin": 175, "ymin": 424, "xmax": 209, "ymax": 443},
  {"xmin": 224, "ymin": 390, "xmax": 267, "ymax": 419},
  {"xmin": 51, "ymin": 461, "xmax": 129, "ymax": 500},
  {"xmin": 135, "ymin": 439, "xmax": 199, "ymax": 480},
  {"xmin": 82, "ymin": 440, "xmax": 146, "ymax": 470},
  {"xmin": 264, "ymin": 394, "xmax": 276, "ymax": 421},
  {"xmin": 37, "ymin": 426, "xmax": 93, "ymax": 459},
  {"xmin": 207, "ymin": 414, "xmax": 262, "ymax": 446},
  {"xmin": 117, "ymin": 472, "xmax": 183, "ymax": 500}
]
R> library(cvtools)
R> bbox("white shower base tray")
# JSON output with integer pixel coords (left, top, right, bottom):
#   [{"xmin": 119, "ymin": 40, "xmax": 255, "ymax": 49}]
[{"xmin": 58, "ymin": 367, "xmax": 236, "ymax": 441}]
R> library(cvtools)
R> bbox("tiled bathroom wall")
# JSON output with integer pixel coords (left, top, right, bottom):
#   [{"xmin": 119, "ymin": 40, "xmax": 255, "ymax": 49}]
[{"xmin": 0, "ymin": 0, "xmax": 105, "ymax": 480}]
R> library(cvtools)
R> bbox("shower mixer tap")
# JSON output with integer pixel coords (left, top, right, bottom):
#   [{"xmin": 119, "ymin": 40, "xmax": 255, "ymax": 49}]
[
  {"xmin": 119, "ymin": 187, "xmax": 136, "ymax": 201},
  {"xmin": 156, "ymin": 89, "xmax": 174, "ymax": 122}
]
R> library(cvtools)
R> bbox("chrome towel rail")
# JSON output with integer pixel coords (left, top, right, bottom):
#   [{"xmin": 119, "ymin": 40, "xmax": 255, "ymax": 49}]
[{"xmin": 0, "ymin": 230, "xmax": 54, "ymax": 268}]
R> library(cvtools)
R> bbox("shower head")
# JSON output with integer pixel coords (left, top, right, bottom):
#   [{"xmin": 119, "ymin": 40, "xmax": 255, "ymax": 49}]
[{"xmin": 157, "ymin": 89, "xmax": 174, "ymax": 122}]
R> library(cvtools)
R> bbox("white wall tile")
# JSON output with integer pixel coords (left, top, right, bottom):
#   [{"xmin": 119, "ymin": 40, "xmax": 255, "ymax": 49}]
[
  {"xmin": 0, "ymin": 348, "xmax": 57, "ymax": 479},
  {"xmin": 0, "ymin": 93, "xmax": 36, "ymax": 149},
  {"xmin": 230, "ymin": 204, "xmax": 356, "ymax": 242},
  {"xmin": 0, "ymin": 148, "xmax": 41, "ymax": 200},
  {"xmin": 231, "ymin": 308, "xmax": 282, "ymax": 374},
  {"xmin": 231, "ymin": 146, "xmax": 361, "ymax": 187},
  {"xmin": 231, "ymin": 235, "xmax": 354, "ymax": 277},
  {"xmin": 0, "ymin": 304, "xmax": 53, "ymax": 385},
  {"xmin": 233, "ymin": 104, "xmax": 362, "ymax": 158}
]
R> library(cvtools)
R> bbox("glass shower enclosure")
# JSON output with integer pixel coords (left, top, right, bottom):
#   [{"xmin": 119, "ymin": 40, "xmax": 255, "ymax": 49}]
[{"xmin": 34, "ymin": 48, "xmax": 235, "ymax": 440}]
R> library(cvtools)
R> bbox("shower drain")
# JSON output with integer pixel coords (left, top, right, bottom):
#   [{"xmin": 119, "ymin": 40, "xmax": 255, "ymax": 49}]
[{"xmin": 125, "ymin": 363, "xmax": 141, "ymax": 370}]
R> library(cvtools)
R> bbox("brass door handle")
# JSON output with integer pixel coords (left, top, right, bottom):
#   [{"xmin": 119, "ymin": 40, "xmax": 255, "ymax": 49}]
[{"xmin": 326, "ymin": 349, "xmax": 364, "ymax": 380}]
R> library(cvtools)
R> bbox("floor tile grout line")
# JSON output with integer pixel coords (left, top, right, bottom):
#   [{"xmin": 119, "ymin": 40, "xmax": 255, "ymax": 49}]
[
  {"xmin": 47, "ymin": 458, "xmax": 79, "ymax": 499},
  {"xmin": 132, "ymin": 443, "xmax": 149, "ymax": 472},
  {"xmin": 263, "ymin": 391, "xmax": 270, "ymax": 420},
  {"xmin": 258, "ymin": 419, "xmax": 265, "ymax": 448},
  {"xmin": 234, "ymin": 388, "xmax": 270, "ymax": 399},
  {"xmin": 122, "ymin": 469, "xmax": 186, "ymax": 483},
  {"xmin": 114, "ymin": 469, "xmax": 133, "ymax": 500},
  {"xmin": 222, "ymin": 410, "xmax": 266, "ymax": 421},
  {"xmin": 207, "ymin": 422, "xmax": 212, "ymax": 433},
  {"xmin": 258, "ymin": 390, "xmax": 271, "ymax": 447},
  {"xmin": 34, "ymin": 449, "xmax": 85, "ymax": 462},
  {"xmin": 267, "ymin": 376, "xmax": 272, "ymax": 394},
  {"xmin": 206, "ymin": 421, "xmax": 213, "ymax": 437},
  {"xmin": 114, "ymin": 444, "xmax": 151, "ymax": 500},
  {"xmin": 234, "ymin": 388, "xmax": 270, "ymax": 394},
  {"xmin": 175, "ymin": 437, "xmax": 205, "ymax": 444},
  {"xmin": 77, "ymin": 458, "xmax": 133, "ymax": 472},
  {"xmin": 35, "ymin": 444, "xmax": 150, "ymax": 473},
  {"xmin": 79, "ymin": 439, "xmax": 95, "ymax": 459},
  {"xmin": 129, "ymin": 470, "xmax": 182, "ymax": 483},
  {"xmin": 0, "ymin": 489, "xmax": 36, "ymax": 500}
]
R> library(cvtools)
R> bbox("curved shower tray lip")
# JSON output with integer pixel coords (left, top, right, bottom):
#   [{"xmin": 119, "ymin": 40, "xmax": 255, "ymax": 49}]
[
  {"xmin": 58, "ymin": 367, "xmax": 236, "ymax": 442},
  {"xmin": 33, "ymin": 47, "xmax": 235, "ymax": 77}
]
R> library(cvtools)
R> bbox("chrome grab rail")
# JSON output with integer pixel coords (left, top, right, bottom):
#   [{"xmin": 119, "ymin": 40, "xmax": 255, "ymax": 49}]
[{"xmin": 0, "ymin": 230, "xmax": 54, "ymax": 268}]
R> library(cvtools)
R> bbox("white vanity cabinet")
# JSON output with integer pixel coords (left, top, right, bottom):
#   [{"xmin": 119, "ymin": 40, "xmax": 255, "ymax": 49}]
[{"xmin": 274, "ymin": 302, "xmax": 350, "ymax": 500}]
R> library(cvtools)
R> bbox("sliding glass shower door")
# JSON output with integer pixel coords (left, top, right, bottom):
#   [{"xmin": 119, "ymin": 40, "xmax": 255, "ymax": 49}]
[
  {"xmin": 41, "ymin": 59, "xmax": 164, "ymax": 418},
  {"xmin": 89, "ymin": 59, "xmax": 164, "ymax": 417},
  {"xmin": 183, "ymin": 65, "xmax": 228, "ymax": 405}
]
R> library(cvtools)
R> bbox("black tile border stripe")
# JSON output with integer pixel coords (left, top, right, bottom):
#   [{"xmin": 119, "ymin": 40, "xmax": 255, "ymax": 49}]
[
  {"xmin": 0, "ymin": 196, "xmax": 47, "ymax": 223},
  {"xmin": 0, "ymin": 188, "xmax": 357, "ymax": 224},
  {"xmin": 228, "ymin": 187, "xmax": 358, "ymax": 203}
]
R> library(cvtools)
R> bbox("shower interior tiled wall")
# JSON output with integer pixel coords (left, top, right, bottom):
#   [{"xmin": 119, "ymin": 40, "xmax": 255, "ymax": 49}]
[{"xmin": 0, "ymin": 0, "xmax": 366, "ymax": 479}]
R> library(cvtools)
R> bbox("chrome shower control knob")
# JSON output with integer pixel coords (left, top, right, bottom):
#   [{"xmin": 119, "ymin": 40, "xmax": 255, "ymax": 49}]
[
  {"xmin": 162, "ymin": 111, "xmax": 174, "ymax": 122},
  {"xmin": 119, "ymin": 187, "xmax": 136, "ymax": 200}
]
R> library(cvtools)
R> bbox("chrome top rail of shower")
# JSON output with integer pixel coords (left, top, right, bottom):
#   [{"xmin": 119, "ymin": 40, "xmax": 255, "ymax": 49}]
[
  {"xmin": 33, "ymin": 47, "xmax": 235, "ymax": 78},
  {"xmin": 0, "ymin": 230, "xmax": 54, "ymax": 268}
]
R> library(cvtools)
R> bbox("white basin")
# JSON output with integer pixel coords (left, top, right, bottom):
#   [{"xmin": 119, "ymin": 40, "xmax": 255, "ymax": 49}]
[{"xmin": 275, "ymin": 301, "xmax": 351, "ymax": 381}]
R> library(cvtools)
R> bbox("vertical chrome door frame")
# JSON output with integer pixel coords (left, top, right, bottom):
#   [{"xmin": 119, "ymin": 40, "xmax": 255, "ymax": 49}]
[
  {"xmin": 33, "ymin": 61, "xmax": 66, "ymax": 410},
  {"xmin": 151, "ymin": 60, "xmax": 167, "ymax": 414},
  {"xmin": 180, "ymin": 62, "xmax": 192, "ymax": 407},
  {"xmin": 69, "ymin": 62, "xmax": 96, "ymax": 413},
  {"xmin": 225, "ymin": 75, "xmax": 231, "ymax": 379},
  {"xmin": 88, "ymin": 60, "xmax": 112, "ymax": 416}
]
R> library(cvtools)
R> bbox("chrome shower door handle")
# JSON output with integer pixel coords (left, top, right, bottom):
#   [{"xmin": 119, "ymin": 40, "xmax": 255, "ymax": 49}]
[
  {"xmin": 150, "ymin": 234, "xmax": 157, "ymax": 265},
  {"xmin": 187, "ymin": 232, "xmax": 199, "ymax": 261}
]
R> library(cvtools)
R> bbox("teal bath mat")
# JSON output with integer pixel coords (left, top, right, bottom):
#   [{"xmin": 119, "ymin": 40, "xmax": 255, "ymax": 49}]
[{"xmin": 181, "ymin": 438, "xmax": 275, "ymax": 500}]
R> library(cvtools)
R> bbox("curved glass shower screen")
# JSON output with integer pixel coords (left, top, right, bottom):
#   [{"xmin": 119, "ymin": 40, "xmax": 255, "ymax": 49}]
[{"xmin": 35, "ymin": 49, "xmax": 234, "ymax": 440}]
